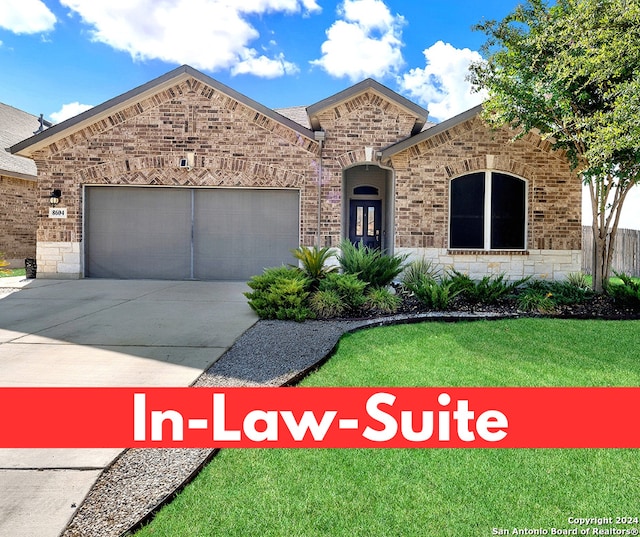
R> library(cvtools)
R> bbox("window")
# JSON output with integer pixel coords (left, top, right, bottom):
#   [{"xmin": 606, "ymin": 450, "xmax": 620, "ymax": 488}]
[
  {"xmin": 450, "ymin": 172, "xmax": 526, "ymax": 250},
  {"xmin": 353, "ymin": 185, "xmax": 379, "ymax": 196}
]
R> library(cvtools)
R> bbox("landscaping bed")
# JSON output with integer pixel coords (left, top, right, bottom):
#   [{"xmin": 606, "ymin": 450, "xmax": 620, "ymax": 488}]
[{"xmin": 245, "ymin": 243, "xmax": 640, "ymax": 322}]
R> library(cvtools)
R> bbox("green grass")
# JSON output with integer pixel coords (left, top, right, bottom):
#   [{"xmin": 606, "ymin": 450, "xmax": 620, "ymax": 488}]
[
  {"xmin": 135, "ymin": 319, "xmax": 640, "ymax": 537},
  {"xmin": 0, "ymin": 268, "xmax": 25, "ymax": 278}
]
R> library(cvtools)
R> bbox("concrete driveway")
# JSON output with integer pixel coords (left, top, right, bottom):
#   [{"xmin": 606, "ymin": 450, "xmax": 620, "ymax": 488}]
[{"xmin": 0, "ymin": 277, "xmax": 257, "ymax": 537}]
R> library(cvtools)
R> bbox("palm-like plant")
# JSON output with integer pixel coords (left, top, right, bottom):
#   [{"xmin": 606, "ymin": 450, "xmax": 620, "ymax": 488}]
[{"xmin": 290, "ymin": 245, "xmax": 337, "ymax": 287}]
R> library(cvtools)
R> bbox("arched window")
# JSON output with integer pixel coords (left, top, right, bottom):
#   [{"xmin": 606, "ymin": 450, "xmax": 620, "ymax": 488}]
[
  {"xmin": 450, "ymin": 172, "xmax": 526, "ymax": 250},
  {"xmin": 353, "ymin": 185, "xmax": 379, "ymax": 196}
]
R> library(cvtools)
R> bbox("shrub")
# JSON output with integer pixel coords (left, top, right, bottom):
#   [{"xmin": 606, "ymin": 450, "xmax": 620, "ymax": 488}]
[
  {"xmin": 524, "ymin": 278, "xmax": 592, "ymax": 307},
  {"xmin": 517, "ymin": 288, "xmax": 557, "ymax": 314},
  {"xmin": 406, "ymin": 274, "xmax": 461, "ymax": 311},
  {"xmin": 452, "ymin": 271, "xmax": 529, "ymax": 304},
  {"xmin": 309, "ymin": 289, "xmax": 345, "ymax": 319},
  {"xmin": 290, "ymin": 246, "xmax": 337, "ymax": 288},
  {"xmin": 567, "ymin": 272, "xmax": 590, "ymax": 289},
  {"xmin": 607, "ymin": 272, "xmax": 640, "ymax": 308},
  {"xmin": 338, "ymin": 240, "xmax": 408, "ymax": 289},
  {"xmin": 319, "ymin": 272, "xmax": 368, "ymax": 312},
  {"xmin": 401, "ymin": 257, "xmax": 439, "ymax": 290},
  {"xmin": 245, "ymin": 267, "xmax": 313, "ymax": 321},
  {"xmin": 447, "ymin": 270, "xmax": 475, "ymax": 297},
  {"xmin": 550, "ymin": 280, "xmax": 593, "ymax": 305},
  {"xmin": 365, "ymin": 287, "xmax": 401, "ymax": 314}
]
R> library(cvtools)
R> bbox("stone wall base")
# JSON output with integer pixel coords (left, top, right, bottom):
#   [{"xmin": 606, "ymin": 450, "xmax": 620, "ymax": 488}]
[
  {"xmin": 36, "ymin": 242, "xmax": 82, "ymax": 279},
  {"xmin": 397, "ymin": 248, "xmax": 583, "ymax": 281}
]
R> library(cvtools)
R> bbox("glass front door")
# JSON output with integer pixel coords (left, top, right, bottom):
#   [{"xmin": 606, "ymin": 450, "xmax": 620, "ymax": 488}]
[{"xmin": 349, "ymin": 199, "xmax": 382, "ymax": 249}]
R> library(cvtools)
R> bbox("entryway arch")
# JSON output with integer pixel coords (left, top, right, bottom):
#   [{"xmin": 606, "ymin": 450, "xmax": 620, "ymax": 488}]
[{"xmin": 342, "ymin": 164, "xmax": 394, "ymax": 251}]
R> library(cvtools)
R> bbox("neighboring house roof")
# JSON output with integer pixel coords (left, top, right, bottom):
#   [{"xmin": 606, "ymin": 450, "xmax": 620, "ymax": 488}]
[
  {"xmin": 0, "ymin": 103, "xmax": 49, "ymax": 179},
  {"xmin": 11, "ymin": 65, "xmax": 315, "ymax": 158},
  {"xmin": 306, "ymin": 78, "xmax": 429, "ymax": 135},
  {"xmin": 380, "ymin": 104, "xmax": 483, "ymax": 161}
]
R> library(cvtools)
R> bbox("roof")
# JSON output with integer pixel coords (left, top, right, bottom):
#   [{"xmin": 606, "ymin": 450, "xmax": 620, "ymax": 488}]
[
  {"xmin": 306, "ymin": 78, "xmax": 429, "ymax": 134},
  {"xmin": 11, "ymin": 65, "xmax": 315, "ymax": 157},
  {"xmin": 275, "ymin": 106, "xmax": 311, "ymax": 129},
  {"xmin": 0, "ymin": 103, "xmax": 49, "ymax": 179},
  {"xmin": 381, "ymin": 104, "xmax": 483, "ymax": 160}
]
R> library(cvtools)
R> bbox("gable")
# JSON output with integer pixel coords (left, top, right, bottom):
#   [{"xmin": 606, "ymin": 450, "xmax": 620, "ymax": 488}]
[
  {"xmin": 306, "ymin": 78, "xmax": 428, "ymax": 135},
  {"xmin": 11, "ymin": 65, "xmax": 315, "ymax": 159}
]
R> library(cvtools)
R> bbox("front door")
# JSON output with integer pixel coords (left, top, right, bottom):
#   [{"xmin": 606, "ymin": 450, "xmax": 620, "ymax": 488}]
[{"xmin": 349, "ymin": 199, "xmax": 382, "ymax": 249}]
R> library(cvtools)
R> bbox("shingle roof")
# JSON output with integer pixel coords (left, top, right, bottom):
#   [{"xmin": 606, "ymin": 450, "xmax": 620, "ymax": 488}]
[{"xmin": 0, "ymin": 103, "xmax": 45, "ymax": 179}]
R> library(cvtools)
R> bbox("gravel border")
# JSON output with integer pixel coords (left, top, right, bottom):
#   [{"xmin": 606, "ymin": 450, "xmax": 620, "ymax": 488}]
[{"xmin": 60, "ymin": 312, "xmax": 514, "ymax": 537}]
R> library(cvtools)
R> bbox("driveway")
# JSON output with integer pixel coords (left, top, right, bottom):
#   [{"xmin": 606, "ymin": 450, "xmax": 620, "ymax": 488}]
[{"xmin": 0, "ymin": 277, "xmax": 257, "ymax": 537}]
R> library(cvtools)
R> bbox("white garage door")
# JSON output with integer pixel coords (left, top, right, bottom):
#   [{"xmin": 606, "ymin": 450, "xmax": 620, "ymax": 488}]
[{"xmin": 85, "ymin": 187, "xmax": 299, "ymax": 280}]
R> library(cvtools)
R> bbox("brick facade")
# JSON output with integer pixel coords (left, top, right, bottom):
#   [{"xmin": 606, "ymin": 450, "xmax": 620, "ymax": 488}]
[
  {"xmin": 0, "ymin": 174, "xmax": 36, "ymax": 264},
  {"xmin": 13, "ymin": 66, "xmax": 582, "ymax": 279}
]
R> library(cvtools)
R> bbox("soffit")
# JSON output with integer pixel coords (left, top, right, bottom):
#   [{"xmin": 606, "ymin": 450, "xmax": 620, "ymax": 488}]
[{"xmin": 306, "ymin": 79, "xmax": 429, "ymax": 134}]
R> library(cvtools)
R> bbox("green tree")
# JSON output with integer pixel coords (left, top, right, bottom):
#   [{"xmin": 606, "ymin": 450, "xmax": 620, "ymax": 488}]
[{"xmin": 469, "ymin": 0, "xmax": 640, "ymax": 292}]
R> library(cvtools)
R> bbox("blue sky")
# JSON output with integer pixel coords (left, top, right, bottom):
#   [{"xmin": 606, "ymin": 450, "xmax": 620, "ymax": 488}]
[
  {"xmin": 1, "ymin": 0, "xmax": 639, "ymax": 228},
  {"xmin": 0, "ymin": 0, "xmax": 514, "ymax": 123}
]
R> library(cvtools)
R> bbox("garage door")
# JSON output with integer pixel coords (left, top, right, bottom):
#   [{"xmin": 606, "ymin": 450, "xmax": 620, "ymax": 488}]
[{"xmin": 85, "ymin": 187, "xmax": 299, "ymax": 280}]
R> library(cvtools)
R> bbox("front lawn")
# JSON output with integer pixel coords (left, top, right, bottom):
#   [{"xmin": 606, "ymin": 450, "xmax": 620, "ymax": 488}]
[{"xmin": 135, "ymin": 319, "xmax": 640, "ymax": 536}]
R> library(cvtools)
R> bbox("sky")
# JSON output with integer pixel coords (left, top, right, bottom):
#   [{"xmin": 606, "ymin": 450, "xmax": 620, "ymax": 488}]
[{"xmin": 0, "ymin": 0, "xmax": 638, "ymax": 228}]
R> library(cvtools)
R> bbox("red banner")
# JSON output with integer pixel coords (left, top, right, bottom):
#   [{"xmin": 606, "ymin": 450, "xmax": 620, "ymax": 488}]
[{"xmin": 1, "ymin": 387, "xmax": 639, "ymax": 448}]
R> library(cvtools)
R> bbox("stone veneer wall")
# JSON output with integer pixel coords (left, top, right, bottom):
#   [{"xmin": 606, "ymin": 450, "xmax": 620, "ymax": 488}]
[
  {"xmin": 397, "ymin": 248, "xmax": 582, "ymax": 281},
  {"xmin": 0, "ymin": 174, "xmax": 36, "ymax": 265}
]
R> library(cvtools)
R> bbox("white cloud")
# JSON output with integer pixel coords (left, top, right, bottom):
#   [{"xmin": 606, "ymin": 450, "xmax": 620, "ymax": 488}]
[
  {"xmin": 50, "ymin": 102, "xmax": 93, "ymax": 124},
  {"xmin": 58, "ymin": 0, "xmax": 317, "ymax": 77},
  {"xmin": 0, "ymin": 0, "xmax": 56, "ymax": 34},
  {"xmin": 232, "ymin": 51, "xmax": 299, "ymax": 78},
  {"xmin": 399, "ymin": 41, "xmax": 486, "ymax": 122},
  {"xmin": 310, "ymin": 0, "xmax": 405, "ymax": 81}
]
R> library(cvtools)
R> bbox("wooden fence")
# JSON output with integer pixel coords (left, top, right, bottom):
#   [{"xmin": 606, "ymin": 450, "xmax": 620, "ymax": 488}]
[{"xmin": 582, "ymin": 226, "xmax": 640, "ymax": 277}]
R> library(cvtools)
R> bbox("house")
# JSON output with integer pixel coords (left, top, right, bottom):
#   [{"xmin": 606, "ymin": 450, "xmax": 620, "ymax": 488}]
[
  {"xmin": 0, "ymin": 103, "xmax": 50, "ymax": 266},
  {"xmin": 10, "ymin": 65, "xmax": 582, "ymax": 280}
]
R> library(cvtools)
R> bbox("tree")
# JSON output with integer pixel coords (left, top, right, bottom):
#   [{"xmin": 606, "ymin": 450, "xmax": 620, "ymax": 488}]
[{"xmin": 469, "ymin": 0, "xmax": 640, "ymax": 292}]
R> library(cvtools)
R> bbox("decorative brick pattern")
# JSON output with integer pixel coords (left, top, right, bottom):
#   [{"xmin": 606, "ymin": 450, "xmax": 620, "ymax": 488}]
[
  {"xmin": 0, "ymin": 175, "xmax": 36, "ymax": 264},
  {"xmin": 25, "ymin": 73, "xmax": 581, "ymax": 279},
  {"xmin": 389, "ymin": 116, "xmax": 582, "ymax": 253}
]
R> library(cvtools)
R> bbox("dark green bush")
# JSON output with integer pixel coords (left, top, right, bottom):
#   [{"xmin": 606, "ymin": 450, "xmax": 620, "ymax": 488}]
[
  {"xmin": 449, "ymin": 270, "xmax": 529, "ymax": 304},
  {"xmin": 338, "ymin": 240, "xmax": 408, "ymax": 289},
  {"xmin": 607, "ymin": 272, "xmax": 640, "ymax": 308},
  {"xmin": 405, "ymin": 274, "xmax": 461, "ymax": 310},
  {"xmin": 244, "ymin": 267, "xmax": 313, "ymax": 321},
  {"xmin": 318, "ymin": 272, "xmax": 368, "ymax": 312},
  {"xmin": 525, "ymin": 278, "xmax": 593, "ymax": 307},
  {"xmin": 447, "ymin": 270, "xmax": 476, "ymax": 297}
]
